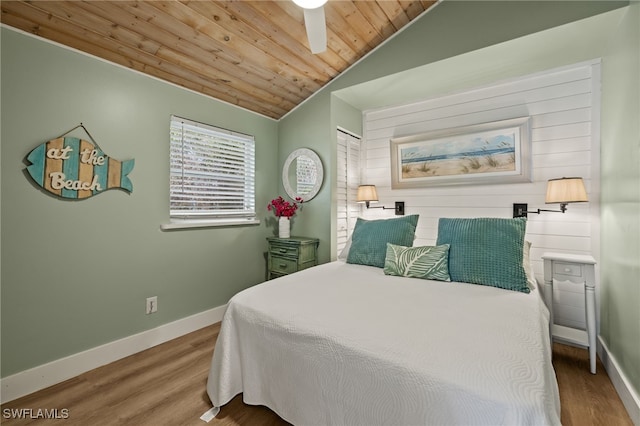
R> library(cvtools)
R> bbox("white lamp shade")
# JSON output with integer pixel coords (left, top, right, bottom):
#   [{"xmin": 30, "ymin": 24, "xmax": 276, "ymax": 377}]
[
  {"xmin": 357, "ymin": 185, "xmax": 379, "ymax": 203},
  {"xmin": 292, "ymin": 0, "xmax": 328, "ymax": 9},
  {"xmin": 545, "ymin": 177, "xmax": 588, "ymax": 204}
]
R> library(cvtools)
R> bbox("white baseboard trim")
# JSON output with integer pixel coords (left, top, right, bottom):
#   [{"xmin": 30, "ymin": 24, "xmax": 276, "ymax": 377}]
[
  {"xmin": 0, "ymin": 304, "xmax": 227, "ymax": 404},
  {"xmin": 598, "ymin": 336, "xmax": 640, "ymax": 425}
]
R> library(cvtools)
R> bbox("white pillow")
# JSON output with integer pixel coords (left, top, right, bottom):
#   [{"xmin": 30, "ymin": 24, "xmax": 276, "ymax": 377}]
[
  {"xmin": 523, "ymin": 240, "xmax": 537, "ymax": 290},
  {"xmin": 337, "ymin": 237, "xmax": 351, "ymax": 261}
]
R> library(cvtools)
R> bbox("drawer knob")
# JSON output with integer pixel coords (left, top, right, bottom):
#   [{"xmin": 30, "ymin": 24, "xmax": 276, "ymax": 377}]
[
  {"xmin": 279, "ymin": 263, "xmax": 287, "ymax": 268},
  {"xmin": 564, "ymin": 268, "xmax": 571, "ymax": 272},
  {"xmin": 279, "ymin": 249, "xmax": 287, "ymax": 253}
]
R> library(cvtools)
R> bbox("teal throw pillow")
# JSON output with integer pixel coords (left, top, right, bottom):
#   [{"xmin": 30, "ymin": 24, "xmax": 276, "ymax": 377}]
[
  {"xmin": 383, "ymin": 243, "xmax": 451, "ymax": 281},
  {"xmin": 436, "ymin": 217, "xmax": 530, "ymax": 293},
  {"xmin": 347, "ymin": 215, "xmax": 419, "ymax": 268}
]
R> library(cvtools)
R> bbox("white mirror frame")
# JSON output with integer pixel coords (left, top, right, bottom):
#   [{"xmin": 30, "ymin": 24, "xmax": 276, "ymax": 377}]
[{"xmin": 282, "ymin": 148, "xmax": 324, "ymax": 202}]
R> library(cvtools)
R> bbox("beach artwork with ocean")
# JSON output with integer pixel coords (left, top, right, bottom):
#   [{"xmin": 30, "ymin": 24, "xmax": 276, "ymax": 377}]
[{"xmin": 399, "ymin": 128, "xmax": 518, "ymax": 180}]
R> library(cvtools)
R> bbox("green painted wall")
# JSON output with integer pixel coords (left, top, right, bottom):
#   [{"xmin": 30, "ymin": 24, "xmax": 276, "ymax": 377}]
[
  {"xmin": 276, "ymin": 91, "xmax": 333, "ymax": 262},
  {"xmin": 331, "ymin": 1, "xmax": 628, "ymax": 92},
  {"xmin": 1, "ymin": 28, "xmax": 278, "ymax": 377},
  {"xmin": 600, "ymin": 1, "xmax": 640, "ymax": 397},
  {"xmin": 276, "ymin": 92, "xmax": 363, "ymax": 262}
]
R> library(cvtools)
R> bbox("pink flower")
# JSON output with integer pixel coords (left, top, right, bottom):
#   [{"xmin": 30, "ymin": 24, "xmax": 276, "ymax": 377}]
[{"xmin": 267, "ymin": 196, "xmax": 303, "ymax": 218}]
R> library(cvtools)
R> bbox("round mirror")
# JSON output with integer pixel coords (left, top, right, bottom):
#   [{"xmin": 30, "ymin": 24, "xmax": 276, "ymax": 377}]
[{"xmin": 283, "ymin": 148, "xmax": 323, "ymax": 202}]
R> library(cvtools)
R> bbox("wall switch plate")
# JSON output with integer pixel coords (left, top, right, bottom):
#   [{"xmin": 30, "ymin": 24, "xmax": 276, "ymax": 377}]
[
  {"xmin": 395, "ymin": 201, "xmax": 405, "ymax": 216},
  {"xmin": 513, "ymin": 203, "xmax": 528, "ymax": 218},
  {"xmin": 146, "ymin": 296, "xmax": 158, "ymax": 314}
]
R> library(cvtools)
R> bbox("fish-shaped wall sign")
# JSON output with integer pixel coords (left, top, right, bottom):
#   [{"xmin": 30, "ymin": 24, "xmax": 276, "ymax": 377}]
[{"xmin": 26, "ymin": 136, "xmax": 134, "ymax": 199}]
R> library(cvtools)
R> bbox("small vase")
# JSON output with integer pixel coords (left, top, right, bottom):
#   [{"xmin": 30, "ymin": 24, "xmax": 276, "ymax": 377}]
[{"xmin": 278, "ymin": 216, "xmax": 291, "ymax": 238}]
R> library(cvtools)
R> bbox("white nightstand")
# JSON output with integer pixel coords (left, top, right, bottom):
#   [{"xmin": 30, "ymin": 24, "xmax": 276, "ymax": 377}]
[{"xmin": 542, "ymin": 252, "xmax": 597, "ymax": 374}]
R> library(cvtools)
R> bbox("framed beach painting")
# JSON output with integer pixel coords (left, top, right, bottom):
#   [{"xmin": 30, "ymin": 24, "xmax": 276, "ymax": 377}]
[{"xmin": 390, "ymin": 117, "xmax": 532, "ymax": 188}]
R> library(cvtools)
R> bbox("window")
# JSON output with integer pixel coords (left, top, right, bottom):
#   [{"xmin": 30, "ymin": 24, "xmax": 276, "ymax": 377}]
[
  {"xmin": 336, "ymin": 129, "xmax": 361, "ymax": 257},
  {"xmin": 168, "ymin": 115, "xmax": 256, "ymax": 226}
]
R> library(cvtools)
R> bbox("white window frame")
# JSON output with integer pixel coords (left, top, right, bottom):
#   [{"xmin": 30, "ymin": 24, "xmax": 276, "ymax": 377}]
[{"xmin": 161, "ymin": 115, "xmax": 258, "ymax": 230}]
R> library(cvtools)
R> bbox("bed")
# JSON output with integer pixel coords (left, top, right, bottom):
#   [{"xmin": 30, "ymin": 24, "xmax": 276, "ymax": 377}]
[{"xmin": 206, "ymin": 216, "xmax": 561, "ymax": 425}]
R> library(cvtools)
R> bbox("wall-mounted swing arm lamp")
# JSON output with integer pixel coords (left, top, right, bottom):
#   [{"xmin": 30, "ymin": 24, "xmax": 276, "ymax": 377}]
[
  {"xmin": 357, "ymin": 185, "xmax": 405, "ymax": 215},
  {"xmin": 513, "ymin": 177, "xmax": 588, "ymax": 218}
]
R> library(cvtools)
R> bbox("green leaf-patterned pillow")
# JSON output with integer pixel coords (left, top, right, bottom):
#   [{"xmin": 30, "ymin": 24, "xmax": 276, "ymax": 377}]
[{"xmin": 383, "ymin": 243, "xmax": 451, "ymax": 282}]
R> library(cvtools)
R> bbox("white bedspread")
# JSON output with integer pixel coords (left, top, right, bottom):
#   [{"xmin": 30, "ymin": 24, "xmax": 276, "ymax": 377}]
[{"xmin": 207, "ymin": 261, "xmax": 561, "ymax": 425}]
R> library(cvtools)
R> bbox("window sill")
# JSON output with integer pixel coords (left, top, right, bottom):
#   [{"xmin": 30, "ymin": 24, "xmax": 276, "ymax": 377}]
[{"xmin": 160, "ymin": 218, "xmax": 260, "ymax": 231}]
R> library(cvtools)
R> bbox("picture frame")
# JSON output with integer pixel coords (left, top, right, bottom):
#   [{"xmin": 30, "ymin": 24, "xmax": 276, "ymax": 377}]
[{"xmin": 390, "ymin": 117, "xmax": 532, "ymax": 188}]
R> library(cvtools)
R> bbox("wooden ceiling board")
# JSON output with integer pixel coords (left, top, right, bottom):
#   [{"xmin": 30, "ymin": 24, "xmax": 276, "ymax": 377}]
[{"xmin": 1, "ymin": 0, "xmax": 439, "ymax": 119}]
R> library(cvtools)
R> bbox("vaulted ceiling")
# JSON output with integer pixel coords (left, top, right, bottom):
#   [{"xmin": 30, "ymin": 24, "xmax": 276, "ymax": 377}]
[{"xmin": 1, "ymin": 1, "xmax": 439, "ymax": 119}]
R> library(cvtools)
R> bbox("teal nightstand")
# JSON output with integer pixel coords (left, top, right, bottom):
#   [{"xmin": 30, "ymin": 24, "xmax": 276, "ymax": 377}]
[{"xmin": 267, "ymin": 237, "xmax": 319, "ymax": 280}]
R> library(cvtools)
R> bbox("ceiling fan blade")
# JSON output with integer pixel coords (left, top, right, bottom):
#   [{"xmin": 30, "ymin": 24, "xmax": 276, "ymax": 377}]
[{"xmin": 303, "ymin": 7, "xmax": 327, "ymax": 54}]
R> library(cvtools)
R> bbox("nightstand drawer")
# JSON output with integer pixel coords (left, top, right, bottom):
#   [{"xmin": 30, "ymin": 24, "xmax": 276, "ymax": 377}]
[
  {"xmin": 554, "ymin": 262, "xmax": 582, "ymax": 277},
  {"xmin": 270, "ymin": 256, "xmax": 297, "ymax": 274},
  {"xmin": 270, "ymin": 244, "xmax": 299, "ymax": 258}
]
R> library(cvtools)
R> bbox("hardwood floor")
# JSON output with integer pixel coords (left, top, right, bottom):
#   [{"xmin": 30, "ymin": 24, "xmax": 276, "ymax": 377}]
[
  {"xmin": 552, "ymin": 343, "xmax": 633, "ymax": 426},
  {"xmin": 1, "ymin": 324, "xmax": 632, "ymax": 425}
]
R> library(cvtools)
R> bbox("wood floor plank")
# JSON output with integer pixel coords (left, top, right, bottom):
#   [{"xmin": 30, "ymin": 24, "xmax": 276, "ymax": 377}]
[
  {"xmin": 552, "ymin": 342, "xmax": 634, "ymax": 426},
  {"xmin": 1, "ymin": 325, "xmax": 632, "ymax": 425}
]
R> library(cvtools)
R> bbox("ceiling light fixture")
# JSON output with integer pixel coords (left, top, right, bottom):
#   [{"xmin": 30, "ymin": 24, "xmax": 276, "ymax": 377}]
[
  {"xmin": 292, "ymin": 0, "xmax": 328, "ymax": 8},
  {"xmin": 292, "ymin": 0, "xmax": 328, "ymax": 54}
]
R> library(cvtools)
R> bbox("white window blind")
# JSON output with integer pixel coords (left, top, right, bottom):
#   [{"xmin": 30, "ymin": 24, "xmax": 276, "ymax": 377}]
[
  {"xmin": 170, "ymin": 115, "xmax": 256, "ymax": 221},
  {"xmin": 336, "ymin": 129, "xmax": 361, "ymax": 257}
]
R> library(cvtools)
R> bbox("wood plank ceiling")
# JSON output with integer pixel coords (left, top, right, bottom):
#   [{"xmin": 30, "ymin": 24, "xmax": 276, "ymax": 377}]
[{"xmin": 1, "ymin": 1, "xmax": 439, "ymax": 120}]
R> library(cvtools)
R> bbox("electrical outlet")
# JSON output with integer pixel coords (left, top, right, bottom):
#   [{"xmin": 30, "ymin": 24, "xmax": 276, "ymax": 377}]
[{"xmin": 146, "ymin": 296, "xmax": 158, "ymax": 314}]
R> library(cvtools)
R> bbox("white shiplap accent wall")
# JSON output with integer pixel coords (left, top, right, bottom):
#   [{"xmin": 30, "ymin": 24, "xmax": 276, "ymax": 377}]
[{"xmin": 361, "ymin": 61, "xmax": 601, "ymax": 331}]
